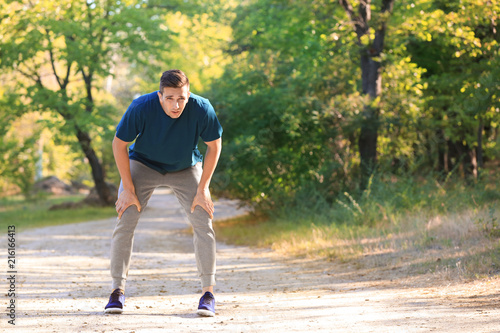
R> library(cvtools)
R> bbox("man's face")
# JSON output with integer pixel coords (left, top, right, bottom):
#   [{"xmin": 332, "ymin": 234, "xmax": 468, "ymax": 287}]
[{"xmin": 157, "ymin": 85, "xmax": 190, "ymax": 119}]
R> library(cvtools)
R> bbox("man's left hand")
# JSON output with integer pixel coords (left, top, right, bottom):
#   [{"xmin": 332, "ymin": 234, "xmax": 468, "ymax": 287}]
[{"xmin": 191, "ymin": 188, "xmax": 214, "ymax": 219}]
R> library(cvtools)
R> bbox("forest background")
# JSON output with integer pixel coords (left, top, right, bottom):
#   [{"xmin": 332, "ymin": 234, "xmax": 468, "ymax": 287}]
[{"xmin": 0, "ymin": 0, "xmax": 499, "ymax": 276}]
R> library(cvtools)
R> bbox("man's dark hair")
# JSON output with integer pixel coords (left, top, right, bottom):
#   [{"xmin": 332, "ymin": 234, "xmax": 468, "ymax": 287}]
[{"xmin": 159, "ymin": 69, "xmax": 189, "ymax": 93}]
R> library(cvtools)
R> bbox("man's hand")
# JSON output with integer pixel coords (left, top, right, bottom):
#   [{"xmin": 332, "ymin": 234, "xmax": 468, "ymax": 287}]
[
  {"xmin": 191, "ymin": 188, "xmax": 214, "ymax": 219},
  {"xmin": 115, "ymin": 189, "xmax": 142, "ymax": 219}
]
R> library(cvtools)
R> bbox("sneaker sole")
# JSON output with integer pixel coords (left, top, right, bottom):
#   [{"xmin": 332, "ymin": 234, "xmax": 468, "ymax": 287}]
[
  {"xmin": 104, "ymin": 307, "xmax": 123, "ymax": 314},
  {"xmin": 197, "ymin": 309, "xmax": 215, "ymax": 317}
]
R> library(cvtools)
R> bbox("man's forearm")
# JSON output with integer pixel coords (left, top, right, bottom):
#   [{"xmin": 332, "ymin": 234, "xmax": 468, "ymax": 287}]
[
  {"xmin": 112, "ymin": 138, "xmax": 135, "ymax": 193},
  {"xmin": 198, "ymin": 139, "xmax": 222, "ymax": 191}
]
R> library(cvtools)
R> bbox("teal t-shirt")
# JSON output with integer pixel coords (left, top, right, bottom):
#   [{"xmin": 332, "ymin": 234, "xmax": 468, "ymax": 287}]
[{"xmin": 115, "ymin": 91, "xmax": 223, "ymax": 174}]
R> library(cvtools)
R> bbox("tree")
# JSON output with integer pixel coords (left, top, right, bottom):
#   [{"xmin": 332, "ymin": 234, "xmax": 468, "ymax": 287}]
[
  {"xmin": 210, "ymin": 0, "xmax": 425, "ymax": 209},
  {"xmin": 339, "ymin": 0, "xmax": 396, "ymax": 188},
  {"xmin": 0, "ymin": 0, "xmax": 173, "ymax": 204},
  {"xmin": 406, "ymin": 0, "xmax": 500, "ymax": 179}
]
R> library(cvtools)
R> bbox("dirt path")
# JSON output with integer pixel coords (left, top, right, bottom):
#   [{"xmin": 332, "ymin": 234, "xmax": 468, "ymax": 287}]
[{"xmin": 5, "ymin": 189, "xmax": 500, "ymax": 332}]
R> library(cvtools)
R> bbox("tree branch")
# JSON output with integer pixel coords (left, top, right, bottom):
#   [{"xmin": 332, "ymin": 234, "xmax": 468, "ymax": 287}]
[
  {"xmin": 372, "ymin": 0, "xmax": 395, "ymax": 54},
  {"xmin": 359, "ymin": 0, "xmax": 371, "ymax": 24},
  {"xmin": 80, "ymin": 67, "xmax": 94, "ymax": 110},
  {"xmin": 44, "ymin": 29, "xmax": 63, "ymax": 89},
  {"xmin": 339, "ymin": 0, "xmax": 368, "ymax": 44},
  {"xmin": 381, "ymin": 0, "xmax": 395, "ymax": 13},
  {"xmin": 339, "ymin": 0, "xmax": 355, "ymax": 21},
  {"xmin": 100, "ymin": 0, "xmax": 111, "ymax": 44},
  {"xmin": 15, "ymin": 64, "xmax": 73, "ymax": 120},
  {"xmin": 16, "ymin": 67, "xmax": 40, "ymax": 84},
  {"xmin": 62, "ymin": 61, "xmax": 72, "ymax": 90}
]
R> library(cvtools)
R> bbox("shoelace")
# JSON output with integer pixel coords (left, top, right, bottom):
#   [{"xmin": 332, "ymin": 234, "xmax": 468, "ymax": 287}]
[
  {"xmin": 110, "ymin": 289, "xmax": 124, "ymax": 302},
  {"xmin": 201, "ymin": 293, "xmax": 214, "ymax": 305}
]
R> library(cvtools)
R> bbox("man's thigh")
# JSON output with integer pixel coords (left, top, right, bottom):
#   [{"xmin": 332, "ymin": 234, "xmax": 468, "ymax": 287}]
[
  {"xmin": 119, "ymin": 160, "xmax": 163, "ymax": 207},
  {"xmin": 166, "ymin": 163, "xmax": 203, "ymax": 211}
]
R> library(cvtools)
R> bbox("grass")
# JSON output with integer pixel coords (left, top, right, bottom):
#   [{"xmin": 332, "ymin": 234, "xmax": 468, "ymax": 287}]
[
  {"xmin": 214, "ymin": 173, "xmax": 500, "ymax": 281},
  {"xmin": 0, "ymin": 194, "xmax": 116, "ymax": 232}
]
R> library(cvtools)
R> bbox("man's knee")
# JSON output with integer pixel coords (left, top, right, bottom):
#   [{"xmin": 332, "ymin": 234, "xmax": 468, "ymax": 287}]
[
  {"xmin": 189, "ymin": 212, "xmax": 213, "ymax": 231},
  {"xmin": 114, "ymin": 207, "xmax": 142, "ymax": 234}
]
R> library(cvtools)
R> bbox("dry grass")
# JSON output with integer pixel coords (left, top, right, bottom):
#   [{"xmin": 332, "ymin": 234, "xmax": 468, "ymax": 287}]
[{"xmin": 215, "ymin": 203, "xmax": 500, "ymax": 281}]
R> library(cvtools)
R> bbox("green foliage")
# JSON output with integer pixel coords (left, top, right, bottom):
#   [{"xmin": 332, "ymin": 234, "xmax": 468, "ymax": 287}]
[
  {"xmin": 406, "ymin": 0, "xmax": 500, "ymax": 173},
  {"xmin": 211, "ymin": 0, "xmax": 426, "ymax": 209},
  {"xmin": 209, "ymin": 0, "xmax": 500, "ymax": 212},
  {"xmin": 210, "ymin": 0, "xmax": 361, "ymax": 209},
  {"xmin": 0, "ymin": 0, "xmax": 170, "ymax": 116},
  {"xmin": 210, "ymin": 3, "xmax": 309, "ymax": 204},
  {"xmin": 0, "ymin": 0, "xmax": 231, "ymax": 194},
  {"xmin": 0, "ymin": 0, "xmax": 176, "ymax": 194}
]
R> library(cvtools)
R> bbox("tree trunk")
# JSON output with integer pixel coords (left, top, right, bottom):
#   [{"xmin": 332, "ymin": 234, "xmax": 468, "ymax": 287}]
[
  {"xmin": 448, "ymin": 140, "xmax": 475, "ymax": 180},
  {"xmin": 358, "ymin": 112, "xmax": 378, "ymax": 188},
  {"xmin": 447, "ymin": 140, "xmax": 459, "ymax": 173},
  {"xmin": 359, "ymin": 53, "xmax": 382, "ymax": 188},
  {"xmin": 339, "ymin": 0, "xmax": 395, "ymax": 190},
  {"xmin": 436, "ymin": 129, "xmax": 447, "ymax": 176},
  {"xmin": 78, "ymin": 68, "xmax": 114, "ymax": 205},
  {"xmin": 459, "ymin": 142, "xmax": 475, "ymax": 180},
  {"xmin": 75, "ymin": 126, "xmax": 114, "ymax": 205}
]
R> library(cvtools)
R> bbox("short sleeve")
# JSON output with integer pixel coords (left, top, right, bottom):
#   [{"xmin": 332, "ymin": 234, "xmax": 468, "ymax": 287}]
[
  {"xmin": 200, "ymin": 100, "xmax": 223, "ymax": 142},
  {"xmin": 116, "ymin": 103, "xmax": 143, "ymax": 142}
]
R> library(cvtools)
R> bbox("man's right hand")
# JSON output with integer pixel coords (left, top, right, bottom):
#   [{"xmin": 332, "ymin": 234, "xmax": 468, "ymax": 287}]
[{"xmin": 115, "ymin": 189, "xmax": 142, "ymax": 219}]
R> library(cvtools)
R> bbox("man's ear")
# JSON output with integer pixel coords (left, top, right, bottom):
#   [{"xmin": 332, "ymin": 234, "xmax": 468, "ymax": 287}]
[{"xmin": 157, "ymin": 91, "xmax": 162, "ymax": 99}]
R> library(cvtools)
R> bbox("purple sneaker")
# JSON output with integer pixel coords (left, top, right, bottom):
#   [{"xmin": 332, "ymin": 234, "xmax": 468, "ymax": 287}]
[
  {"xmin": 105, "ymin": 289, "xmax": 125, "ymax": 314},
  {"xmin": 197, "ymin": 291, "xmax": 215, "ymax": 317}
]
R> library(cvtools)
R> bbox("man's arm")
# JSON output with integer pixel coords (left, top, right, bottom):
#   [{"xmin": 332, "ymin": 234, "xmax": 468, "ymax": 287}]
[
  {"xmin": 190, "ymin": 137, "xmax": 222, "ymax": 218},
  {"xmin": 112, "ymin": 135, "xmax": 141, "ymax": 218}
]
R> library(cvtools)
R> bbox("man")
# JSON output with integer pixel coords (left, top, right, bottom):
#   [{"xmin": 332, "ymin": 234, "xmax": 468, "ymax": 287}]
[{"xmin": 104, "ymin": 69, "xmax": 222, "ymax": 317}]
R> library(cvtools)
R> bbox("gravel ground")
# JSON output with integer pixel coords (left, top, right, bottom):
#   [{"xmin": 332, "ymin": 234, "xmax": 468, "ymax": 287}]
[{"xmin": 3, "ymin": 188, "xmax": 499, "ymax": 332}]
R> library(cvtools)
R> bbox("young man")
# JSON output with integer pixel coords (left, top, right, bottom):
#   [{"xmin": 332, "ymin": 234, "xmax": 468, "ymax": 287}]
[{"xmin": 104, "ymin": 69, "xmax": 222, "ymax": 317}]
